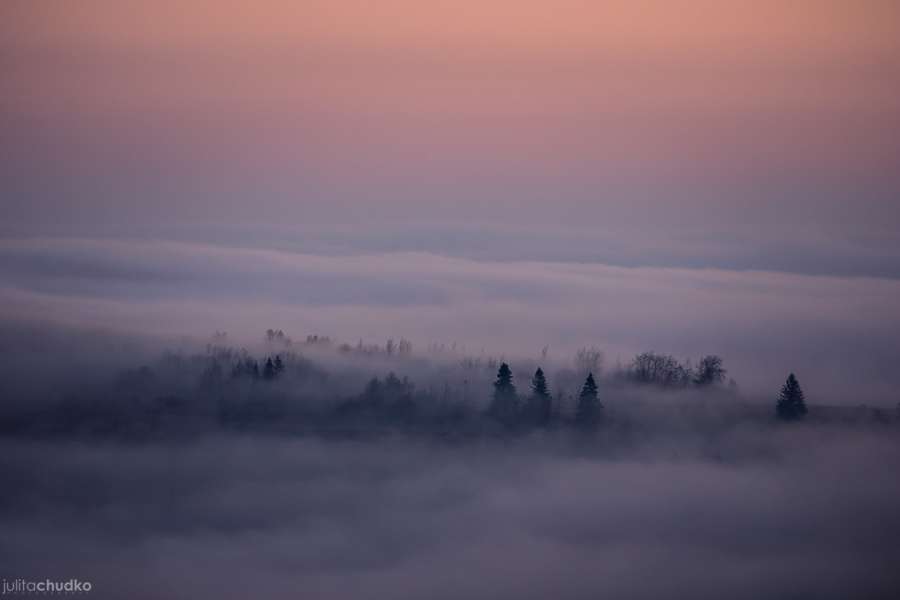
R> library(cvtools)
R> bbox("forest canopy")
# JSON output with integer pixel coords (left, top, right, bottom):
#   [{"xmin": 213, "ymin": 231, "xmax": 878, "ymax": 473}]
[{"xmin": 2, "ymin": 328, "xmax": 892, "ymax": 440}]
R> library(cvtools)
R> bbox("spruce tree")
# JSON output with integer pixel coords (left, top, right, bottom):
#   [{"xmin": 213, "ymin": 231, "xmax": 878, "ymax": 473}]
[
  {"xmin": 490, "ymin": 363, "xmax": 519, "ymax": 426},
  {"xmin": 527, "ymin": 368, "xmax": 552, "ymax": 426},
  {"xmin": 776, "ymin": 373, "xmax": 807, "ymax": 420},
  {"xmin": 575, "ymin": 372, "xmax": 600, "ymax": 427}
]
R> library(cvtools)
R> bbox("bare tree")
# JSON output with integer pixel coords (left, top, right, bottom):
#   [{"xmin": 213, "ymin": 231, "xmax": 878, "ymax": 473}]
[{"xmin": 575, "ymin": 346, "xmax": 604, "ymax": 376}]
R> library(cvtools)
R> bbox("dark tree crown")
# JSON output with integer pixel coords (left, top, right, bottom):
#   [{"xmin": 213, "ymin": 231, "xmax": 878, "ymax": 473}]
[
  {"xmin": 576, "ymin": 372, "xmax": 601, "ymax": 427},
  {"xmin": 494, "ymin": 363, "xmax": 514, "ymax": 391},
  {"xmin": 526, "ymin": 367, "xmax": 553, "ymax": 426},
  {"xmin": 694, "ymin": 355, "xmax": 726, "ymax": 386},
  {"xmin": 531, "ymin": 368, "xmax": 550, "ymax": 398},
  {"xmin": 776, "ymin": 372, "xmax": 807, "ymax": 420},
  {"xmin": 580, "ymin": 373, "xmax": 598, "ymax": 399},
  {"xmin": 490, "ymin": 363, "xmax": 519, "ymax": 426}
]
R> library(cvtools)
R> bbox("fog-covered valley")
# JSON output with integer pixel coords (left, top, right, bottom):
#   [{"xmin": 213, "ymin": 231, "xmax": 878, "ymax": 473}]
[
  {"xmin": 1, "ymin": 320, "xmax": 899, "ymax": 598},
  {"xmin": 4, "ymin": 1, "xmax": 900, "ymax": 593}
]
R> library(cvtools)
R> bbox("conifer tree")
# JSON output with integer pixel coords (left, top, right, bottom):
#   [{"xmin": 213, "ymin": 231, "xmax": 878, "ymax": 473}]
[
  {"xmin": 575, "ymin": 372, "xmax": 601, "ymax": 427},
  {"xmin": 776, "ymin": 373, "xmax": 807, "ymax": 420},
  {"xmin": 490, "ymin": 363, "xmax": 519, "ymax": 426},
  {"xmin": 526, "ymin": 367, "xmax": 552, "ymax": 426}
]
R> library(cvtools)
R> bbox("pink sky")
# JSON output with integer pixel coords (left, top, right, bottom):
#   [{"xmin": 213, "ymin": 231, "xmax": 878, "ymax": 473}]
[{"xmin": 3, "ymin": 1, "xmax": 899, "ymax": 228}]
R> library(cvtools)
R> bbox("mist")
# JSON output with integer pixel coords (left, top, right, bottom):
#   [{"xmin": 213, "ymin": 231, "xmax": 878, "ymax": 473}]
[
  {"xmin": 2, "ymin": 220, "xmax": 899, "ymax": 600},
  {"xmin": 3, "ymin": 235, "xmax": 900, "ymax": 404},
  {"xmin": 2, "ymin": 430, "xmax": 899, "ymax": 599},
  {"xmin": 4, "ymin": 2, "xmax": 900, "ymax": 597},
  {"xmin": 0, "ymin": 315, "xmax": 898, "ymax": 598}
]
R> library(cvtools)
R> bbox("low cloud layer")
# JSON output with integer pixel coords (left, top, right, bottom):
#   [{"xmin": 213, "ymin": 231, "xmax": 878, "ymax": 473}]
[
  {"xmin": 2, "ymin": 431, "xmax": 899, "ymax": 599},
  {"xmin": 2, "ymin": 236, "xmax": 899, "ymax": 403}
]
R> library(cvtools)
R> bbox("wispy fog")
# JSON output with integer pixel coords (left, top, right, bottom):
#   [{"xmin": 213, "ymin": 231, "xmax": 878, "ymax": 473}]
[
  {"xmin": 0, "ymin": 310, "xmax": 898, "ymax": 597},
  {"xmin": 2, "ymin": 235, "xmax": 899, "ymax": 403},
  {"xmin": 2, "ymin": 430, "xmax": 899, "ymax": 599}
]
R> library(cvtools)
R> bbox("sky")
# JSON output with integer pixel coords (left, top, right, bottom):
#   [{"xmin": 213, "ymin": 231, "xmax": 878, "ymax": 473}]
[
  {"xmin": 2, "ymin": 1, "xmax": 900, "ymax": 402},
  {"xmin": 3, "ymin": 1, "xmax": 899, "ymax": 231}
]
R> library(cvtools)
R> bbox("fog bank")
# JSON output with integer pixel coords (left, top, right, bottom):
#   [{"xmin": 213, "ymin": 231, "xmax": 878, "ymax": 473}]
[
  {"xmin": 2, "ymin": 431, "xmax": 899, "ymax": 599},
  {"xmin": 2, "ymin": 236, "xmax": 899, "ymax": 404}
]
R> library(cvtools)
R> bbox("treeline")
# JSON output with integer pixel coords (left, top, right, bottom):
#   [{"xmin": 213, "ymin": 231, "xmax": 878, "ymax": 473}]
[
  {"xmin": 625, "ymin": 352, "xmax": 728, "ymax": 387},
  {"xmin": 476, "ymin": 360, "xmax": 805, "ymax": 429},
  {"xmin": 261, "ymin": 329, "xmax": 414, "ymax": 357},
  {"xmin": 0, "ymin": 326, "xmax": 836, "ymax": 440}
]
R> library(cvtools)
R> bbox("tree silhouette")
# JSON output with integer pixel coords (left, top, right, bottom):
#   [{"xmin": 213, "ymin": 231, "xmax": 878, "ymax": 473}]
[
  {"xmin": 231, "ymin": 357, "xmax": 260, "ymax": 380},
  {"xmin": 694, "ymin": 355, "xmax": 726, "ymax": 386},
  {"xmin": 363, "ymin": 374, "xmax": 415, "ymax": 416},
  {"xmin": 575, "ymin": 372, "xmax": 601, "ymax": 427},
  {"xmin": 776, "ymin": 373, "xmax": 807, "ymax": 420},
  {"xmin": 362, "ymin": 377, "xmax": 383, "ymax": 404},
  {"xmin": 629, "ymin": 352, "xmax": 690, "ymax": 387},
  {"xmin": 263, "ymin": 357, "xmax": 276, "ymax": 380},
  {"xmin": 274, "ymin": 355, "xmax": 285, "ymax": 375},
  {"xmin": 575, "ymin": 346, "xmax": 603, "ymax": 376},
  {"xmin": 525, "ymin": 367, "xmax": 552, "ymax": 426},
  {"xmin": 489, "ymin": 363, "xmax": 519, "ymax": 426}
]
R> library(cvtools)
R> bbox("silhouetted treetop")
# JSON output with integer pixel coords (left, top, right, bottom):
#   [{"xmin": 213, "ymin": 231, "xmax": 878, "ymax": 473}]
[
  {"xmin": 531, "ymin": 368, "xmax": 549, "ymax": 398},
  {"xmin": 266, "ymin": 329, "xmax": 292, "ymax": 346},
  {"xmin": 629, "ymin": 352, "xmax": 690, "ymax": 387},
  {"xmin": 694, "ymin": 355, "xmax": 727, "ymax": 386},
  {"xmin": 776, "ymin": 373, "xmax": 807, "ymax": 420},
  {"xmin": 490, "ymin": 363, "xmax": 519, "ymax": 426},
  {"xmin": 575, "ymin": 346, "xmax": 604, "ymax": 376},
  {"xmin": 576, "ymin": 373, "xmax": 601, "ymax": 428},
  {"xmin": 526, "ymin": 367, "xmax": 553, "ymax": 426}
]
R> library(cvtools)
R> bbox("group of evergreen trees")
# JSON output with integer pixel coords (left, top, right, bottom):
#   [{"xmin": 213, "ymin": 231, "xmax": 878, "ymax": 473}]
[
  {"xmin": 231, "ymin": 354, "xmax": 285, "ymax": 380},
  {"xmin": 489, "ymin": 363, "xmax": 808, "ymax": 427},
  {"xmin": 240, "ymin": 353, "xmax": 808, "ymax": 426},
  {"xmin": 13, "ymin": 326, "xmax": 812, "ymax": 438},
  {"xmin": 489, "ymin": 363, "xmax": 601, "ymax": 429},
  {"xmin": 257, "ymin": 330, "xmax": 805, "ymax": 423}
]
